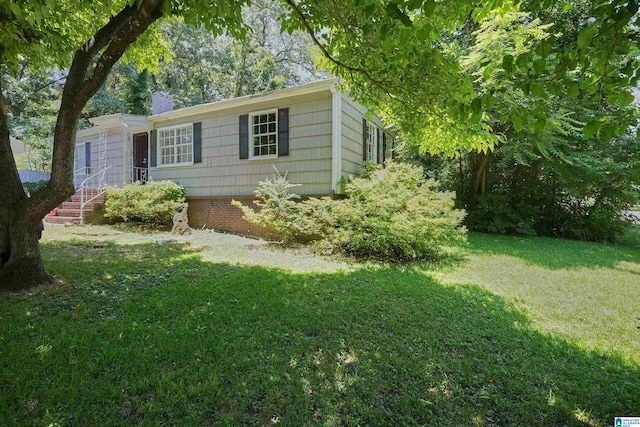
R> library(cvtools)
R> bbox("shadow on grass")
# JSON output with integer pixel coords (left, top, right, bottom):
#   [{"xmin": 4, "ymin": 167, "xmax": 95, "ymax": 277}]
[
  {"xmin": 0, "ymin": 240, "xmax": 638, "ymax": 426},
  {"xmin": 468, "ymin": 231, "xmax": 640, "ymax": 271}
]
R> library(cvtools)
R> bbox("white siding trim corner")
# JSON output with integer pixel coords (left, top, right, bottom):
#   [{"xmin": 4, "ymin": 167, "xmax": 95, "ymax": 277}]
[{"xmin": 330, "ymin": 84, "xmax": 342, "ymax": 194}]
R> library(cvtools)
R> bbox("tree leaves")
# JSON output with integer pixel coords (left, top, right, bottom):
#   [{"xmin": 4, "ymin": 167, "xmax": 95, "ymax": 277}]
[
  {"xmin": 385, "ymin": 3, "xmax": 412, "ymax": 26},
  {"xmin": 584, "ymin": 120, "xmax": 601, "ymax": 138},
  {"xmin": 577, "ymin": 26, "xmax": 598, "ymax": 49}
]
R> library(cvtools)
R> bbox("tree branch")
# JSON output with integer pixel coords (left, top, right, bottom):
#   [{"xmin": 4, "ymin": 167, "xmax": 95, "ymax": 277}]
[
  {"xmin": 282, "ymin": 0, "xmax": 387, "ymax": 88},
  {"xmin": 31, "ymin": 0, "xmax": 166, "ymax": 221}
]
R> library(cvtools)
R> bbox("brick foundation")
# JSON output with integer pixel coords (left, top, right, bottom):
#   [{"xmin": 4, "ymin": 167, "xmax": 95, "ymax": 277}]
[
  {"xmin": 185, "ymin": 196, "xmax": 275, "ymax": 238},
  {"xmin": 186, "ymin": 194, "xmax": 333, "ymax": 239}
]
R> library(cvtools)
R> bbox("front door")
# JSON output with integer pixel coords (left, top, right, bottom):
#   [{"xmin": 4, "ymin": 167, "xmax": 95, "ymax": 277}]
[{"xmin": 133, "ymin": 132, "xmax": 148, "ymax": 183}]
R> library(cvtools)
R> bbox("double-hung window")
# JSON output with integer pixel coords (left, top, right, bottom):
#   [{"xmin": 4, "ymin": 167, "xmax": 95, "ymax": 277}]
[
  {"xmin": 250, "ymin": 110, "xmax": 277, "ymax": 158},
  {"xmin": 384, "ymin": 133, "xmax": 394, "ymax": 161},
  {"xmin": 159, "ymin": 124, "xmax": 193, "ymax": 166},
  {"xmin": 366, "ymin": 122, "xmax": 377, "ymax": 163}
]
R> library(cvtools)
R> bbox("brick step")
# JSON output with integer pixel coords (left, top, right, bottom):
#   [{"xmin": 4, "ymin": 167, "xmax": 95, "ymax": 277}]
[
  {"xmin": 44, "ymin": 216, "xmax": 81, "ymax": 225},
  {"xmin": 55, "ymin": 208, "xmax": 83, "ymax": 217},
  {"xmin": 61, "ymin": 201, "xmax": 103, "ymax": 210},
  {"xmin": 70, "ymin": 195, "xmax": 106, "ymax": 203}
]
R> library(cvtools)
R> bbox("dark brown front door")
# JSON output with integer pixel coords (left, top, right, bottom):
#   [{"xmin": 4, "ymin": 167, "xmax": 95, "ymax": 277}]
[{"xmin": 133, "ymin": 132, "xmax": 148, "ymax": 183}]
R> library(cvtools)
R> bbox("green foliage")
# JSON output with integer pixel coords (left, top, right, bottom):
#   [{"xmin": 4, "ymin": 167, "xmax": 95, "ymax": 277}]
[
  {"xmin": 325, "ymin": 163, "xmax": 467, "ymax": 260},
  {"xmin": 423, "ymin": 131, "xmax": 640, "ymax": 243},
  {"xmin": 87, "ymin": 1, "xmax": 321, "ymax": 115},
  {"xmin": 22, "ymin": 179, "xmax": 48, "ymax": 196},
  {"xmin": 104, "ymin": 180, "xmax": 185, "ymax": 226},
  {"xmin": 235, "ymin": 164, "xmax": 467, "ymax": 260},
  {"xmin": 279, "ymin": 0, "xmax": 639, "ymax": 151},
  {"xmin": 400, "ymin": 6, "xmax": 640, "ymax": 244},
  {"xmin": 231, "ymin": 170, "xmax": 324, "ymax": 242}
]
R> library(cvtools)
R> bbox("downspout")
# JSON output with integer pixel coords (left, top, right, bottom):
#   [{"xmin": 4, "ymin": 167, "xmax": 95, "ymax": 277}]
[
  {"xmin": 119, "ymin": 116, "xmax": 129, "ymax": 187},
  {"xmin": 329, "ymin": 83, "xmax": 342, "ymax": 195}
]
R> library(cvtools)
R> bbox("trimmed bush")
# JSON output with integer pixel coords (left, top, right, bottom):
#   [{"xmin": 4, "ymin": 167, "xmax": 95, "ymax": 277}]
[
  {"xmin": 104, "ymin": 180, "xmax": 185, "ymax": 226},
  {"xmin": 326, "ymin": 163, "xmax": 467, "ymax": 260},
  {"xmin": 234, "ymin": 163, "xmax": 468, "ymax": 261}
]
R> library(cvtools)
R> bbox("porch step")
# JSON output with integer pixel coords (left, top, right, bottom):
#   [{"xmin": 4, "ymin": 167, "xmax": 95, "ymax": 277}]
[
  {"xmin": 44, "ymin": 216, "xmax": 81, "ymax": 225},
  {"xmin": 70, "ymin": 194, "xmax": 106, "ymax": 203},
  {"xmin": 55, "ymin": 208, "xmax": 85, "ymax": 217},
  {"xmin": 44, "ymin": 189, "xmax": 107, "ymax": 225},
  {"xmin": 61, "ymin": 201, "xmax": 103, "ymax": 210}
]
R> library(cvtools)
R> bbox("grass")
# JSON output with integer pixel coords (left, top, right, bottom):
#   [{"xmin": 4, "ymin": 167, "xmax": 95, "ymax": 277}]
[{"xmin": 1, "ymin": 225, "xmax": 639, "ymax": 426}]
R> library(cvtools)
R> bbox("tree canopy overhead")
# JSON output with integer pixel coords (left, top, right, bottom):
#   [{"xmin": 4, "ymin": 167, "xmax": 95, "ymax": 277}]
[
  {"xmin": 1, "ymin": 0, "xmax": 639, "ymax": 289},
  {"xmin": 281, "ymin": 0, "xmax": 639, "ymax": 154}
]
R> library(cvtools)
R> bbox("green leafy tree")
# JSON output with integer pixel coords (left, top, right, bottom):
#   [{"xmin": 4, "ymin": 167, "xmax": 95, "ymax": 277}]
[
  {"xmin": 0, "ymin": 0, "xmax": 248, "ymax": 289},
  {"xmin": 3, "ymin": 65, "xmax": 59, "ymax": 170},
  {"xmin": 283, "ymin": 0, "xmax": 639, "ymax": 154},
  {"xmin": 406, "ymin": 7, "xmax": 640, "ymax": 241}
]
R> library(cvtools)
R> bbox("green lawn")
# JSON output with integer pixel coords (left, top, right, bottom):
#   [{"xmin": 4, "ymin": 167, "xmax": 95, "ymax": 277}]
[{"xmin": 1, "ymin": 225, "xmax": 638, "ymax": 426}]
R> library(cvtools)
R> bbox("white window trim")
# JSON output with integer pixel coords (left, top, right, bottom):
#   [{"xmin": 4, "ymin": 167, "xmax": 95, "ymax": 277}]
[
  {"xmin": 366, "ymin": 122, "xmax": 378, "ymax": 163},
  {"xmin": 249, "ymin": 108, "xmax": 278, "ymax": 160},
  {"xmin": 157, "ymin": 123, "xmax": 194, "ymax": 168}
]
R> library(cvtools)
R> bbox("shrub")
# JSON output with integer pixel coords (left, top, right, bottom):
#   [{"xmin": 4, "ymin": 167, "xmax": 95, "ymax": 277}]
[
  {"xmin": 231, "ymin": 171, "xmax": 326, "ymax": 242},
  {"xmin": 326, "ymin": 163, "xmax": 467, "ymax": 260},
  {"xmin": 23, "ymin": 179, "xmax": 48, "ymax": 196},
  {"xmin": 104, "ymin": 180, "xmax": 185, "ymax": 226},
  {"xmin": 234, "ymin": 163, "xmax": 467, "ymax": 261}
]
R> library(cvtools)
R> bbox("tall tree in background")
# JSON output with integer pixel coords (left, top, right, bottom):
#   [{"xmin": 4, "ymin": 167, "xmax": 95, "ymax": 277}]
[
  {"xmin": 3, "ymin": 65, "xmax": 60, "ymax": 170},
  {"xmin": 406, "ymin": 6, "xmax": 640, "ymax": 241},
  {"xmin": 88, "ymin": 0, "xmax": 322, "ymax": 114}
]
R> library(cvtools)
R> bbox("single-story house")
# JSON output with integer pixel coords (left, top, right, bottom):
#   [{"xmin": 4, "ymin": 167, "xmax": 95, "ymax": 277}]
[{"xmin": 71, "ymin": 78, "xmax": 394, "ymax": 234}]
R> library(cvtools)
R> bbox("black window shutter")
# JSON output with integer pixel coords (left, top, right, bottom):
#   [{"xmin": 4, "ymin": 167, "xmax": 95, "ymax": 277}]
[
  {"xmin": 362, "ymin": 118, "xmax": 368, "ymax": 161},
  {"xmin": 149, "ymin": 130, "xmax": 157, "ymax": 167},
  {"xmin": 377, "ymin": 127, "xmax": 383, "ymax": 164},
  {"xmin": 193, "ymin": 122, "xmax": 202, "ymax": 163},
  {"xmin": 278, "ymin": 108, "xmax": 289, "ymax": 156},
  {"xmin": 239, "ymin": 114, "xmax": 249, "ymax": 159},
  {"xmin": 85, "ymin": 142, "xmax": 91, "ymax": 173}
]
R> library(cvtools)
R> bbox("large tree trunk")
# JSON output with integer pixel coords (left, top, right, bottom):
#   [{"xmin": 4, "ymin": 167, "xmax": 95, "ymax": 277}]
[
  {"xmin": 0, "ymin": 0, "xmax": 165, "ymax": 291},
  {"xmin": 0, "ymin": 203, "xmax": 52, "ymax": 289}
]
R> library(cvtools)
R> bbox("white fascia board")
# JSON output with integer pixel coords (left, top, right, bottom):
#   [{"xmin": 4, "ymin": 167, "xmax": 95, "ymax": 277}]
[
  {"xmin": 89, "ymin": 113, "xmax": 147, "ymax": 132},
  {"xmin": 147, "ymin": 78, "xmax": 339, "ymax": 127}
]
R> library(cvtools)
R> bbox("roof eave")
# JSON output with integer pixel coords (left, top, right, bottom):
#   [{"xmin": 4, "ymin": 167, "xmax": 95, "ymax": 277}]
[{"xmin": 147, "ymin": 78, "xmax": 339, "ymax": 125}]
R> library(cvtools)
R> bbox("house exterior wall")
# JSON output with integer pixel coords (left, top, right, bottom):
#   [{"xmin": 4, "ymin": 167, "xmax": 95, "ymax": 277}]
[
  {"xmin": 339, "ymin": 93, "xmax": 384, "ymax": 181},
  {"xmin": 149, "ymin": 90, "xmax": 334, "ymax": 197},
  {"xmin": 74, "ymin": 131, "xmax": 126, "ymax": 188},
  {"xmin": 69, "ymin": 83, "xmax": 390, "ymax": 237}
]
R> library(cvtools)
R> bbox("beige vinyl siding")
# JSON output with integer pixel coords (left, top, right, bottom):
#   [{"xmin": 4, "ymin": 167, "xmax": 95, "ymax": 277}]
[
  {"xmin": 74, "ymin": 131, "xmax": 125, "ymax": 188},
  {"xmin": 103, "ymin": 132, "xmax": 126, "ymax": 187},
  {"xmin": 339, "ymin": 93, "xmax": 383, "ymax": 179},
  {"xmin": 150, "ymin": 91, "xmax": 333, "ymax": 196}
]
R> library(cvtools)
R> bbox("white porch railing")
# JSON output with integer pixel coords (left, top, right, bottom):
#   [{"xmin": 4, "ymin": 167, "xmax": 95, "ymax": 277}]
[
  {"xmin": 74, "ymin": 166, "xmax": 91, "ymax": 188},
  {"xmin": 77, "ymin": 165, "xmax": 113, "ymax": 225},
  {"xmin": 132, "ymin": 166, "xmax": 148, "ymax": 183}
]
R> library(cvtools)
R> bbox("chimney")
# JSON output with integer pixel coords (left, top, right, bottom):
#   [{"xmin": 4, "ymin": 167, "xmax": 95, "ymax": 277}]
[{"xmin": 152, "ymin": 92, "xmax": 174, "ymax": 115}]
